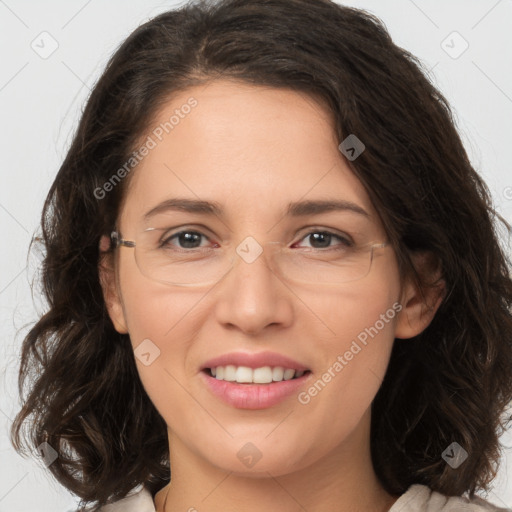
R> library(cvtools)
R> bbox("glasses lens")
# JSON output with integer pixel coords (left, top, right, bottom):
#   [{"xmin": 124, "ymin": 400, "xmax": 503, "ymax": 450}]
[
  {"xmin": 134, "ymin": 228, "xmax": 234, "ymax": 286},
  {"xmin": 271, "ymin": 244, "xmax": 375, "ymax": 285}
]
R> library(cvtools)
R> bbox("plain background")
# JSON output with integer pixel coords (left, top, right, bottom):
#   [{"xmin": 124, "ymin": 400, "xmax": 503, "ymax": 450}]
[{"xmin": 1, "ymin": 0, "xmax": 511, "ymax": 510}]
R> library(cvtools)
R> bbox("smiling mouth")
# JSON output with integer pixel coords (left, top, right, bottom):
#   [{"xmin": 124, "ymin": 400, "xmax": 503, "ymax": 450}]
[{"xmin": 202, "ymin": 366, "xmax": 311, "ymax": 384}]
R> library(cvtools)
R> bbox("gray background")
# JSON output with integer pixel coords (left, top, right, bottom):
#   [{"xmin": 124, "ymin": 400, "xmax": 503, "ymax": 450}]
[{"xmin": 1, "ymin": 0, "xmax": 511, "ymax": 510}]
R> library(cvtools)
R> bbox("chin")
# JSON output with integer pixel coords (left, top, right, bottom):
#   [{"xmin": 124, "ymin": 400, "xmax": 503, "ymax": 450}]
[{"xmin": 201, "ymin": 437, "xmax": 316, "ymax": 477}]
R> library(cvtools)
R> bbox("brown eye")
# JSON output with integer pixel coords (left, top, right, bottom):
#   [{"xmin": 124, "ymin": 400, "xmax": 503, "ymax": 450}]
[{"xmin": 295, "ymin": 231, "xmax": 353, "ymax": 250}]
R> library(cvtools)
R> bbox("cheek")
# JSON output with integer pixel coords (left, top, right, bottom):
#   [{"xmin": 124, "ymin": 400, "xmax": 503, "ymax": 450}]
[
  {"xmin": 118, "ymin": 276, "xmax": 210, "ymax": 428},
  {"xmin": 117, "ymin": 256, "xmax": 204, "ymax": 392},
  {"xmin": 301, "ymin": 257, "xmax": 401, "ymax": 356},
  {"xmin": 297, "ymin": 259, "xmax": 402, "ymax": 415},
  {"xmin": 118, "ymin": 251, "xmax": 202, "ymax": 341}
]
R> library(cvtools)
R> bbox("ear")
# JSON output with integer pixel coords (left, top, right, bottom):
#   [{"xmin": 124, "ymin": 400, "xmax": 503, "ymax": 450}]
[
  {"xmin": 98, "ymin": 235, "xmax": 129, "ymax": 334},
  {"xmin": 394, "ymin": 250, "xmax": 446, "ymax": 339}
]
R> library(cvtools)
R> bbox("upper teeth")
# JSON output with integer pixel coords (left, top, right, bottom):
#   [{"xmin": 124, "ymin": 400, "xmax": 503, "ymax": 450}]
[{"xmin": 211, "ymin": 365, "xmax": 305, "ymax": 384}]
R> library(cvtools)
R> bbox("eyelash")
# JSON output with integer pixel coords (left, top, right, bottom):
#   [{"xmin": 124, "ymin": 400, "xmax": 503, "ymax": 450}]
[{"xmin": 158, "ymin": 228, "xmax": 354, "ymax": 251}]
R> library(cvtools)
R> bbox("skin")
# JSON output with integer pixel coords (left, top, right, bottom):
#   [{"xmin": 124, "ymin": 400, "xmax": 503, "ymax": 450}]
[{"xmin": 100, "ymin": 79, "xmax": 444, "ymax": 512}]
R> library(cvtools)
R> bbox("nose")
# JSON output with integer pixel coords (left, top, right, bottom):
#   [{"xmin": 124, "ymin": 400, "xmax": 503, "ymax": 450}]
[{"xmin": 212, "ymin": 240, "xmax": 294, "ymax": 335}]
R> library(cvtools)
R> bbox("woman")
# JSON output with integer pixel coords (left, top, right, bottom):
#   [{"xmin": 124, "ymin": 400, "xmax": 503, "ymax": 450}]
[{"xmin": 10, "ymin": 0, "xmax": 512, "ymax": 511}]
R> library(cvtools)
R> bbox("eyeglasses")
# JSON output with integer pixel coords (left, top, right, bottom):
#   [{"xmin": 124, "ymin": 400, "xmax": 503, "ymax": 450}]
[{"xmin": 110, "ymin": 227, "xmax": 389, "ymax": 287}]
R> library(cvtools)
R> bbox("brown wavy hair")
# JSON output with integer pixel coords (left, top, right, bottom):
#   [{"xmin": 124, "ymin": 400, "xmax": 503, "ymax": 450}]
[{"xmin": 10, "ymin": 0, "xmax": 512, "ymax": 510}]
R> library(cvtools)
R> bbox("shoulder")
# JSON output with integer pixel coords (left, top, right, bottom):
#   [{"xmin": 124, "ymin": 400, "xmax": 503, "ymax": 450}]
[
  {"xmin": 390, "ymin": 484, "xmax": 511, "ymax": 512},
  {"xmin": 95, "ymin": 485, "xmax": 155, "ymax": 512}
]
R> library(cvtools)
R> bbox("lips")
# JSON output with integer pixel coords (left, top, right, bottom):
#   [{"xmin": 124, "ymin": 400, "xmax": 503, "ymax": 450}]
[{"xmin": 199, "ymin": 351, "xmax": 312, "ymax": 409}]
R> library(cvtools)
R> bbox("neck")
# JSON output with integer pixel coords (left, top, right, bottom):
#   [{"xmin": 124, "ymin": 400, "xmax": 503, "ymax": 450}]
[{"xmin": 154, "ymin": 408, "xmax": 399, "ymax": 512}]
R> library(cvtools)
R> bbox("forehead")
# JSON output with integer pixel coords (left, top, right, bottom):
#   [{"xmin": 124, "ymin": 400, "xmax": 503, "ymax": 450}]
[{"xmin": 120, "ymin": 79, "xmax": 379, "ymax": 228}]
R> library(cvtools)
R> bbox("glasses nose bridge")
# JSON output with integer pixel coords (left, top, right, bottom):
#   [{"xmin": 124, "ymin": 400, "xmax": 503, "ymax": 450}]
[{"xmin": 229, "ymin": 238, "xmax": 282, "ymax": 277}]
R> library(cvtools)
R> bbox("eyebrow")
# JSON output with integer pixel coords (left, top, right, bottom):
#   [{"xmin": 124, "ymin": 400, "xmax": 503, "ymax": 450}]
[{"xmin": 143, "ymin": 197, "xmax": 369, "ymax": 221}]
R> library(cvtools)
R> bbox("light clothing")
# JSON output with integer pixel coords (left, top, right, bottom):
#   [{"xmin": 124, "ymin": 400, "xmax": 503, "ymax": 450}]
[{"xmin": 92, "ymin": 482, "xmax": 511, "ymax": 511}]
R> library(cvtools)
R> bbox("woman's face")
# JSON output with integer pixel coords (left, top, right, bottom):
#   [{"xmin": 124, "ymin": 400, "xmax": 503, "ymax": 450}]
[{"xmin": 103, "ymin": 79, "xmax": 413, "ymax": 477}]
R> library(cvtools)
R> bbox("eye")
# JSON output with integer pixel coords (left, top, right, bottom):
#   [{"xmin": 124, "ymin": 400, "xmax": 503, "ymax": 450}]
[
  {"xmin": 160, "ymin": 230, "xmax": 215, "ymax": 250},
  {"xmin": 294, "ymin": 230, "xmax": 353, "ymax": 250}
]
